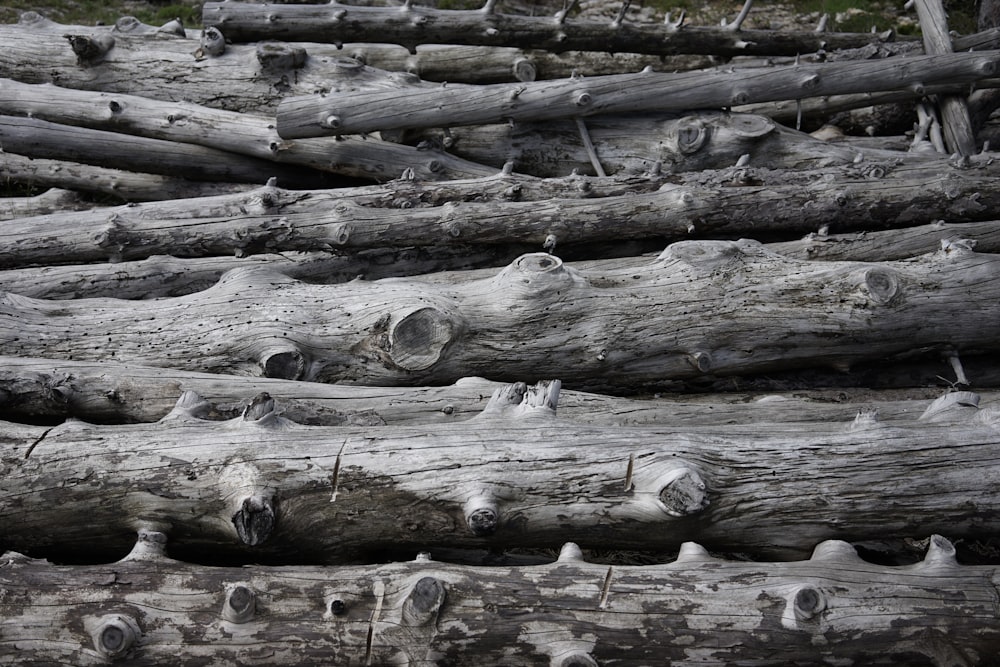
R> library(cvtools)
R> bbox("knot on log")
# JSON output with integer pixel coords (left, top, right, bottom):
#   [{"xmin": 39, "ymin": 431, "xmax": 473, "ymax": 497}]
[
  {"xmin": 859, "ymin": 267, "xmax": 900, "ymax": 305},
  {"xmin": 222, "ymin": 584, "xmax": 256, "ymax": 623},
  {"xmin": 493, "ymin": 253, "xmax": 582, "ymax": 300},
  {"xmin": 119, "ymin": 528, "xmax": 168, "ymax": 562},
  {"xmin": 64, "ymin": 33, "xmax": 115, "ymax": 63},
  {"xmin": 386, "ymin": 306, "xmax": 456, "ymax": 371},
  {"xmin": 232, "ymin": 494, "xmax": 276, "ymax": 546},
  {"xmin": 90, "ymin": 614, "xmax": 140, "ymax": 661},
  {"xmin": 478, "ymin": 380, "xmax": 561, "ymax": 419},
  {"xmin": 656, "ymin": 466, "xmax": 709, "ymax": 517},
  {"xmin": 658, "ymin": 239, "xmax": 756, "ymax": 272},
  {"xmin": 809, "ymin": 540, "xmax": 862, "ymax": 563},
  {"xmin": 256, "ymin": 42, "xmax": 308, "ymax": 70},
  {"xmin": 463, "ymin": 494, "xmax": 499, "ymax": 536},
  {"xmin": 782, "ymin": 584, "xmax": 827, "ymax": 628},
  {"xmin": 401, "ymin": 576, "xmax": 446, "ymax": 626},
  {"xmin": 673, "ymin": 116, "xmax": 709, "ymax": 155},
  {"xmin": 260, "ymin": 348, "xmax": 307, "ymax": 381}
]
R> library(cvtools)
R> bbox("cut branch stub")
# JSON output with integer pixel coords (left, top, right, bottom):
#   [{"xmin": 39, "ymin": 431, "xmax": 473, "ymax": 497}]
[
  {"xmin": 222, "ymin": 584, "xmax": 257, "ymax": 623},
  {"xmin": 401, "ymin": 576, "xmax": 447, "ymax": 626},
  {"xmin": 656, "ymin": 467, "xmax": 709, "ymax": 517},
  {"xmin": 120, "ymin": 528, "xmax": 169, "ymax": 562},
  {"xmin": 790, "ymin": 584, "xmax": 827, "ymax": 622},
  {"xmin": 387, "ymin": 306, "xmax": 456, "ymax": 371},
  {"xmin": 90, "ymin": 614, "xmax": 140, "ymax": 661},
  {"xmin": 65, "ymin": 33, "xmax": 114, "ymax": 63},
  {"xmin": 557, "ymin": 653, "xmax": 599, "ymax": 667},
  {"xmin": 463, "ymin": 494, "xmax": 499, "ymax": 536},
  {"xmin": 232, "ymin": 494, "xmax": 276, "ymax": 546},
  {"xmin": 260, "ymin": 347, "xmax": 307, "ymax": 381}
]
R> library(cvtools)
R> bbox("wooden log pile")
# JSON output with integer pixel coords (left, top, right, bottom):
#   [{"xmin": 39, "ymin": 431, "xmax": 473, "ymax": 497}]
[{"xmin": 3, "ymin": 0, "xmax": 1000, "ymax": 664}]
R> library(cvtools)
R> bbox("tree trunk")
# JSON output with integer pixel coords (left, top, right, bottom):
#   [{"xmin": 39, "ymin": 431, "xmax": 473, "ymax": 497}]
[
  {"xmin": 1, "ymin": 243, "xmax": 998, "ymax": 389},
  {"xmin": 276, "ymin": 51, "xmax": 1000, "ymax": 138},
  {"xmin": 0, "ymin": 188, "xmax": 93, "ymax": 220},
  {"xmin": 0, "ymin": 79, "xmax": 497, "ymax": 183},
  {"xmin": 1, "ymin": 533, "xmax": 996, "ymax": 666},
  {"xmin": 1, "ymin": 158, "xmax": 997, "ymax": 267},
  {"xmin": 0, "ymin": 151, "xmax": 256, "ymax": 202},
  {"xmin": 0, "ymin": 355, "xmax": 966, "ymax": 427},
  {"xmin": 3, "ymin": 382, "xmax": 1000, "ymax": 563},
  {"xmin": 203, "ymin": 1, "xmax": 904, "ymax": 58}
]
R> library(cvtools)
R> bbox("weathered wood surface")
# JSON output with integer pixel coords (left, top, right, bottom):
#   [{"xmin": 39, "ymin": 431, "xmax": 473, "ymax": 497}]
[
  {"xmin": 203, "ymin": 1, "xmax": 903, "ymax": 58},
  {"xmin": 0, "ymin": 79, "xmax": 497, "ymax": 183},
  {"xmin": 1, "ymin": 243, "xmax": 998, "ymax": 390},
  {"xmin": 276, "ymin": 51, "xmax": 1000, "ymax": 137},
  {"xmin": 0, "ymin": 13, "xmax": 439, "ymax": 114},
  {"xmin": 0, "ymin": 151, "xmax": 256, "ymax": 202},
  {"xmin": 2, "ymin": 534, "xmax": 996, "ymax": 666},
  {"xmin": 0, "ymin": 189, "xmax": 93, "ymax": 220},
  {"xmin": 0, "ymin": 356, "xmax": 967, "ymax": 427},
  {"xmin": 2, "ymin": 157, "xmax": 998, "ymax": 267},
  {"xmin": 0, "ymin": 115, "xmax": 337, "ymax": 189},
  {"xmin": 771, "ymin": 224, "xmax": 1000, "ymax": 262},
  {"xmin": 2, "ymin": 382, "xmax": 999, "ymax": 562}
]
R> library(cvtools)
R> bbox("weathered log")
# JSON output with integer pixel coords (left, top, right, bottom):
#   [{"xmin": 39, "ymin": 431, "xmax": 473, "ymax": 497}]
[
  {"xmin": 0, "ymin": 188, "xmax": 92, "ymax": 220},
  {"xmin": 0, "ymin": 79, "xmax": 497, "ymax": 183},
  {"xmin": 0, "ymin": 151, "xmax": 256, "ymax": 202},
  {"xmin": 2, "ymin": 534, "xmax": 997, "ymax": 666},
  {"xmin": 2, "ymin": 157, "xmax": 999, "ymax": 267},
  {"xmin": 0, "ymin": 115, "xmax": 337, "ymax": 189},
  {"xmin": 3, "ymin": 381, "xmax": 1000, "ymax": 562},
  {"xmin": 1, "ymin": 242, "xmax": 998, "ymax": 390},
  {"xmin": 203, "ymin": 1, "xmax": 902, "ymax": 58},
  {"xmin": 771, "ymin": 223, "xmax": 1000, "ymax": 261},
  {"xmin": 915, "ymin": 0, "xmax": 979, "ymax": 156},
  {"xmin": 0, "ymin": 13, "xmax": 437, "ymax": 114},
  {"xmin": 387, "ymin": 111, "xmax": 930, "ymax": 177},
  {"xmin": 0, "ymin": 356, "xmax": 968, "ymax": 427},
  {"xmin": 276, "ymin": 51, "xmax": 1000, "ymax": 138}
]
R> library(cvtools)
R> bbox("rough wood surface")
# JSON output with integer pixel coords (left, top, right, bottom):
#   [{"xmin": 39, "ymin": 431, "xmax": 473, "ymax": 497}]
[
  {"xmin": 1, "ymin": 242, "xmax": 998, "ymax": 390},
  {"xmin": 1, "ymin": 534, "xmax": 996, "ymax": 666},
  {"xmin": 276, "ymin": 51, "xmax": 1000, "ymax": 137},
  {"xmin": 0, "ymin": 189, "xmax": 93, "ymax": 220},
  {"xmin": 771, "ymin": 223, "xmax": 1000, "ymax": 261},
  {"xmin": 1, "ymin": 158, "xmax": 998, "ymax": 267},
  {"xmin": 0, "ymin": 79, "xmax": 496, "ymax": 183},
  {"xmin": 2, "ymin": 383, "xmax": 999, "ymax": 562},
  {"xmin": 0, "ymin": 356, "xmax": 966, "ymax": 427},
  {"xmin": 203, "ymin": 1, "xmax": 902, "ymax": 58}
]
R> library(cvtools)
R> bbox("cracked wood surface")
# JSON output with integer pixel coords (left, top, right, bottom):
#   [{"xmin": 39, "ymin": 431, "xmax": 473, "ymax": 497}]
[{"xmin": 0, "ymin": 534, "xmax": 995, "ymax": 666}]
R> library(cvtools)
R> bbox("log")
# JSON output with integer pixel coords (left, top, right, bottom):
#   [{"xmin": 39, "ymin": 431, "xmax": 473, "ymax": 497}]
[
  {"xmin": 0, "ymin": 13, "xmax": 437, "ymax": 114},
  {"xmin": 203, "ymin": 1, "xmax": 903, "ymax": 58},
  {"xmin": 0, "ymin": 79, "xmax": 498, "ymax": 183},
  {"xmin": 276, "ymin": 50, "xmax": 1000, "ymax": 138},
  {"xmin": 3, "ymin": 381, "xmax": 1000, "ymax": 562},
  {"xmin": 1, "ymin": 533, "xmax": 997, "ymax": 666},
  {"xmin": 387, "ymin": 111, "xmax": 931, "ymax": 177},
  {"xmin": 0, "ymin": 356, "xmax": 967, "ymax": 427},
  {"xmin": 770, "ymin": 222, "xmax": 1000, "ymax": 261},
  {"xmin": 0, "ymin": 188, "xmax": 93, "ymax": 220},
  {"xmin": 2, "ymin": 158, "xmax": 999, "ymax": 267},
  {"xmin": 1, "ymin": 242, "xmax": 999, "ymax": 390},
  {"xmin": 0, "ymin": 151, "xmax": 256, "ymax": 202},
  {"xmin": 0, "ymin": 115, "xmax": 337, "ymax": 189}
]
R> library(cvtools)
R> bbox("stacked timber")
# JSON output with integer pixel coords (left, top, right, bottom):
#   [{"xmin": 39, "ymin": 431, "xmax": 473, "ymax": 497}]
[{"xmin": 2, "ymin": 0, "xmax": 1000, "ymax": 664}]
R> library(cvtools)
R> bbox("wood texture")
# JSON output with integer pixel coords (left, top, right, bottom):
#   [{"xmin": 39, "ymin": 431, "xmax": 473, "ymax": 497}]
[{"xmin": 1, "ymin": 534, "xmax": 996, "ymax": 666}]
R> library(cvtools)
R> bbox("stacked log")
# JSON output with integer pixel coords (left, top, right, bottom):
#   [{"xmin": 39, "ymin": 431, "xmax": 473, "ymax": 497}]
[{"xmin": 3, "ymin": 0, "xmax": 1000, "ymax": 664}]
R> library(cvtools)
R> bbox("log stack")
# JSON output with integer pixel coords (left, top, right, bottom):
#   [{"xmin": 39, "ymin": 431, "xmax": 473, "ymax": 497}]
[{"xmin": 2, "ymin": 0, "xmax": 1000, "ymax": 664}]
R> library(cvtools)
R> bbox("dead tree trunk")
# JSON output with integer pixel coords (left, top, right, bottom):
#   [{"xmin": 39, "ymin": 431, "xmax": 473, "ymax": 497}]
[
  {"xmin": 1, "ymin": 244, "xmax": 998, "ymax": 389},
  {"xmin": 0, "ymin": 189, "xmax": 92, "ymax": 220},
  {"xmin": 1, "ymin": 533, "xmax": 995, "ymax": 666},
  {"xmin": 202, "ymin": 1, "xmax": 902, "ymax": 57},
  {"xmin": 3, "ymin": 383, "xmax": 1000, "ymax": 562},
  {"xmin": 276, "ymin": 51, "xmax": 1000, "ymax": 138},
  {"xmin": 1, "ymin": 159, "xmax": 997, "ymax": 267},
  {"xmin": 770, "ymin": 223, "xmax": 1000, "ymax": 261}
]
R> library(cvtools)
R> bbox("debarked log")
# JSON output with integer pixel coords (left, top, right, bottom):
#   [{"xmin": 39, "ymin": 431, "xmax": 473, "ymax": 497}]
[
  {"xmin": 203, "ymin": 1, "xmax": 903, "ymax": 58},
  {"xmin": 276, "ymin": 50, "xmax": 1000, "ymax": 138},
  {"xmin": 770, "ymin": 223, "xmax": 1000, "ymax": 262},
  {"xmin": 1, "ymin": 534, "xmax": 996, "ymax": 666},
  {"xmin": 3, "ymin": 382, "xmax": 1000, "ymax": 562},
  {"xmin": 0, "ymin": 356, "xmax": 970, "ymax": 427},
  {"xmin": 1, "ymin": 242, "xmax": 999, "ymax": 390},
  {"xmin": 0, "ymin": 188, "xmax": 93, "ymax": 220},
  {"xmin": 2, "ymin": 158, "xmax": 999, "ymax": 268},
  {"xmin": 0, "ymin": 80, "xmax": 497, "ymax": 183}
]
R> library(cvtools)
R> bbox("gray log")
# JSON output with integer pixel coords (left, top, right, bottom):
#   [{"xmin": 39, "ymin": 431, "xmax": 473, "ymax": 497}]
[
  {"xmin": 276, "ymin": 51, "xmax": 1000, "ymax": 137},
  {"xmin": 0, "ymin": 151, "xmax": 256, "ymax": 202},
  {"xmin": 1, "ymin": 534, "xmax": 996, "ymax": 666},
  {"xmin": 3, "ymin": 382, "xmax": 1000, "ymax": 562},
  {"xmin": 0, "ymin": 356, "xmax": 966, "ymax": 427},
  {"xmin": 203, "ymin": 1, "xmax": 902, "ymax": 58},
  {"xmin": 1, "ymin": 157, "xmax": 998, "ymax": 267},
  {"xmin": 771, "ymin": 222, "xmax": 1000, "ymax": 261},
  {"xmin": 0, "ymin": 188, "xmax": 93, "ymax": 220},
  {"xmin": 0, "ymin": 115, "xmax": 335, "ymax": 188},
  {"xmin": 1, "ymin": 242, "xmax": 998, "ymax": 390}
]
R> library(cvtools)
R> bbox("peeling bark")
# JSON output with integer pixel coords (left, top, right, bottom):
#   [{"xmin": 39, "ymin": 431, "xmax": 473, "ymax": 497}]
[
  {"xmin": 2, "ymin": 383, "xmax": 1000, "ymax": 562},
  {"xmin": 1, "ymin": 534, "xmax": 996, "ymax": 666},
  {"xmin": 1, "ymin": 243, "xmax": 998, "ymax": 390}
]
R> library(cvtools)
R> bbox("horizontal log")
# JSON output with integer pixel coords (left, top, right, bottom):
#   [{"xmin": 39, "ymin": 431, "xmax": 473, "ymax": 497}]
[
  {"xmin": 0, "ymin": 356, "xmax": 966, "ymax": 427},
  {"xmin": 276, "ymin": 50, "xmax": 1000, "ymax": 137},
  {"xmin": 2, "ymin": 157, "xmax": 998, "ymax": 267},
  {"xmin": 771, "ymin": 222, "xmax": 1000, "ymax": 261},
  {"xmin": 0, "ymin": 79, "xmax": 497, "ymax": 183},
  {"xmin": 1, "ymin": 534, "xmax": 996, "ymax": 666},
  {"xmin": 0, "ymin": 188, "xmax": 92, "ymax": 220},
  {"xmin": 0, "ymin": 151, "xmax": 256, "ymax": 202},
  {"xmin": 3, "ymin": 382, "xmax": 1000, "ymax": 562},
  {"xmin": 203, "ymin": 1, "xmax": 902, "ymax": 58},
  {"xmin": 0, "ymin": 115, "xmax": 337, "ymax": 189},
  {"xmin": 1, "ymin": 243, "xmax": 998, "ymax": 390}
]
